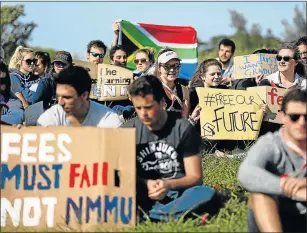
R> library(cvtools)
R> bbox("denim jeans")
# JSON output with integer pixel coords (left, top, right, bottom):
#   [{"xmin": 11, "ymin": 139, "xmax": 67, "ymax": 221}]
[{"xmin": 138, "ymin": 186, "xmax": 216, "ymax": 222}]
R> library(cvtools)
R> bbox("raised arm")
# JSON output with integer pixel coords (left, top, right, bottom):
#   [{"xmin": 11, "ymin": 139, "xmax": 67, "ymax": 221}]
[{"xmin": 111, "ymin": 19, "xmax": 122, "ymax": 48}]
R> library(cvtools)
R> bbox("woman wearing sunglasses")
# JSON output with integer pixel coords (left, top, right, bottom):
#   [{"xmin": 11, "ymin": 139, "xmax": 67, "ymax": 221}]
[
  {"xmin": 32, "ymin": 51, "xmax": 73, "ymax": 110},
  {"xmin": 154, "ymin": 48, "xmax": 190, "ymax": 119},
  {"xmin": 133, "ymin": 47, "xmax": 156, "ymax": 78},
  {"xmin": 260, "ymin": 43, "xmax": 306, "ymax": 90},
  {"xmin": 8, "ymin": 46, "xmax": 40, "ymax": 109}
]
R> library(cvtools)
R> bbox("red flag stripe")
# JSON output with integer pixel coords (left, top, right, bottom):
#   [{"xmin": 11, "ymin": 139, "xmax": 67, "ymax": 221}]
[{"xmin": 138, "ymin": 22, "xmax": 197, "ymax": 44}]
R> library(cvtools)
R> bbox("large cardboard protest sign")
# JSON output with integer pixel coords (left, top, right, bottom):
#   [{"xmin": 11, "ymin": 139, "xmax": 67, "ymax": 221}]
[
  {"xmin": 73, "ymin": 60, "xmax": 99, "ymax": 100},
  {"xmin": 92, "ymin": 64, "xmax": 133, "ymax": 101},
  {"xmin": 1, "ymin": 126, "xmax": 136, "ymax": 231},
  {"xmin": 196, "ymin": 88, "xmax": 263, "ymax": 140},
  {"xmin": 248, "ymin": 86, "xmax": 288, "ymax": 124},
  {"xmin": 234, "ymin": 53, "xmax": 278, "ymax": 79}
]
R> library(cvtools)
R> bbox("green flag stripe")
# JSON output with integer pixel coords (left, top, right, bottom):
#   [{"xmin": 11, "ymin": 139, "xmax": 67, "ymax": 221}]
[
  {"xmin": 121, "ymin": 21, "xmax": 157, "ymax": 48},
  {"xmin": 122, "ymin": 21, "xmax": 197, "ymax": 59}
]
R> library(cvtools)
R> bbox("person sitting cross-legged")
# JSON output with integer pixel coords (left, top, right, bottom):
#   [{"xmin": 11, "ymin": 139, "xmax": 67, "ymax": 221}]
[
  {"xmin": 122, "ymin": 75, "xmax": 218, "ymax": 222},
  {"xmin": 238, "ymin": 89, "xmax": 307, "ymax": 232}
]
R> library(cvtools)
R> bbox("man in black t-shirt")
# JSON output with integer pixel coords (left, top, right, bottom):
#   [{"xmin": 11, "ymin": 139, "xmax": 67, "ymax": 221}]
[{"xmin": 123, "ymin": 75, "xmax": 216, "ymax": 222}]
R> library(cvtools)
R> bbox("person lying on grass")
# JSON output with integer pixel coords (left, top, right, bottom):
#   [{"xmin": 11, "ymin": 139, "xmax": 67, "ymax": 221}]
[
  {"xmin": 238, "ymin": 89, "xmax": 307, "ymax": 233},
  {"xmin": 122, "ymin": 75, "xmax": 217, "ymax": 222}
]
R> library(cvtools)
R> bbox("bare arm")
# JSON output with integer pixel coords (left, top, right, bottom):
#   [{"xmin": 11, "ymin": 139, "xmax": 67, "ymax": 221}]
[
  {"xmin": 15, "ymin": 93, "xmax": 29, "ymax": 109},
  {"xmin": 295, "ymin": 188, "xmax": 307, "ymax": 201},
  {"xmin": 165, "ymin": 154, "xmax": 203, "ymax": 190},
  {"xmin": 182, "ymin": 99, "xmax": 190, "ymax": 118},
  {"xmin": 111, "ymin": 19, "xmax": 122, "ymax": 47}
]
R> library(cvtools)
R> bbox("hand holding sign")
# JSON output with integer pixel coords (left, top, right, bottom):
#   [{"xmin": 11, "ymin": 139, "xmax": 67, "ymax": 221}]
[
  {"xmin": 234, "ymin": 53, "xmax": 278, "ymax": 79},
  {"xmin": 96, "ymin": 64, "xmax": 133, "ymax": 101},
  {"xmin": 196, "ymin": 88, "xmax": 263, "ymax": 140}
]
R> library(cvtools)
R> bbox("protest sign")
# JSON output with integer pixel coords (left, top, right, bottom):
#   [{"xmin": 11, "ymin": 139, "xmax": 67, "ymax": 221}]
[
  {"xmin": 73, "ymin": 60, "xmax": 99, "ymax": 100},
  {"xmin": 234, "ymin": 53, "xmax": 278, "ymax": 79},
  {"xmin": 93, "ymin": 64, "xmax": 133, "ymax": 101},
  {"xmin": 248, "ymin": 86, "xmax": 288, "ymax": 124},
  {"xmin": 1, "ymin": 126, "xmax": 136, "ymax": 231},
  {"xmin": 196, "ymin": 88, "xmax": 263, "ymax": 140}
]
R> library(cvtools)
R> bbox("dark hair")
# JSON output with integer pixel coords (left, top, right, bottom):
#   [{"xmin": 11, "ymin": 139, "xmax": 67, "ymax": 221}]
[
  {"xmin": 281, "ymin": 89, "xmax": 307, "ymax": 113},
  {"xmin": 128, "ymin": 75, "xmax": 164, "ymax": 103},
  {"xmin": 253, "ymin": 48, "xmax": 278, "ymax": 54},
  {"xmin": 189, "ymin": 59, "xmax": 222, "ymax": 88},
  {"xmin": 34, "ymin": 51, "xmax": 51, "ymax": 70},
  {"xmin": 278, "ymin": 42, "xmax": 306, "ymax": 78},
  {"xmin": 296, "ymin": 36, "xmax": 307, "ymax": 46},
  {"xmin": 218, "ymin": 38, "xmax": 236, "ymax": 54},
  {"xmin": 109, "ymin": 45, "xmax": 127, "ymax": 61},
  {"xmin": 55, "ymin": 66, "xmax": 92, "ymax": 96},
  {"xmin": 0, "ymin": 61, "xmax": 11, "ymax": 101},
  {"xmin": 87, "ymin": 40, "xmax": 107, "ymax": 54}
]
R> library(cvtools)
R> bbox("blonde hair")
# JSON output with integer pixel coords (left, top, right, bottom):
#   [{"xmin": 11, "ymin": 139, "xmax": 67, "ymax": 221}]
[
  {"xmin": 134, "ymin": 47, "xmax": 156, "ymax": 63},
  {"xmin": 8, "ymin": 46, "xmax": 34, "ymax": 70}
]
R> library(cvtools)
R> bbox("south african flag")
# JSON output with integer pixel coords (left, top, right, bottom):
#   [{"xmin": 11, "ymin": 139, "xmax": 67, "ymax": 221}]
[{"xmin": 119, "ymin": 20, "xmax": 198, "ymax": 80}]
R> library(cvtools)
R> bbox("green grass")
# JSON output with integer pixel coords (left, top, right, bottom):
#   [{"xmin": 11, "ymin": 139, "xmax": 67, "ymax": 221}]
[{"xmin": 1, "ymin": 155, "xmax": 249, "ymax": 232}]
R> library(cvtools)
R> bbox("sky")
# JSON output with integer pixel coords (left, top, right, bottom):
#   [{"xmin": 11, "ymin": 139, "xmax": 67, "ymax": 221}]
[{"xmin": 2, "ymin": 1, "xmax": 306, "ymax": 59}]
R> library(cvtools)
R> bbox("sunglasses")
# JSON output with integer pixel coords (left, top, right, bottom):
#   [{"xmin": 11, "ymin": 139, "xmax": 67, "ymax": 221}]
[
  {"xmin": 54, "ymin": 61, "xmax": 67, "ymax": 68},
  {"xmin": 90, "ymin": 52, "xmax": 105, "ymax": 59},
  {"xmin": 23, "ymin": 58, "xmax": 37, "ymax": 65},
  {"xmin": 286, "ymin": 113, "xmax": 307, "ymax": 122},
  {"xmin": 134, "ymin": 58, "xmax": 148, "ymax": 64},
  {"xmin": 161, "ymin": 63, "xmax": 181, "ymax": 71},
  {"xmin": 276, "ymin": 55, "xmax": 294, "ymax": 62}
]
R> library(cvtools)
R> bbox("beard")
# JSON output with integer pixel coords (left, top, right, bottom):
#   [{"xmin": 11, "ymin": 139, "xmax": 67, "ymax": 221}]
[{"xmin": 219, "ymin": 57, "xmax": 231, "ymax": 65}]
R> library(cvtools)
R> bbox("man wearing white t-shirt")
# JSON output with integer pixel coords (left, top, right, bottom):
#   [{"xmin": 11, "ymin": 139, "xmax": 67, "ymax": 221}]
[{"xmin": 37, "ymin": 66, "xmax": 122, "ymax": 127}]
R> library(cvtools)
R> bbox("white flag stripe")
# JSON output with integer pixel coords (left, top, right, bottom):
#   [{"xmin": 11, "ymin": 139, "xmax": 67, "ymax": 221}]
[
  {"xmin": 132, "ymin": 22, "xmax": 198, "ymax": 49},
  {"xmin": 180, "ymin": 58, "xmax": 198, "ymax": 64}
]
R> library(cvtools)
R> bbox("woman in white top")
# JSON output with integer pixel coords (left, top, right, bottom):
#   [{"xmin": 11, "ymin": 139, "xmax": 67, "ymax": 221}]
[
  {"xmin": 154, "ymin": 48, "xmax": 190, "ymax": 118},
  {"xmin": 262, "ymin": 42, "xmax": 306, "ymax": 90}
]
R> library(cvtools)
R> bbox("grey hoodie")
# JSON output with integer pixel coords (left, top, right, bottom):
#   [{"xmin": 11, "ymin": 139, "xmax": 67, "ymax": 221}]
[{"xmin": 238, "ymin": 129, "xmax": 306, "ymax": 214}]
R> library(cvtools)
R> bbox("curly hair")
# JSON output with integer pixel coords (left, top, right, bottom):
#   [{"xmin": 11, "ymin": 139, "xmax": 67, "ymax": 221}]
[{"xmin": 8, "ymin": 46, "xmax": 34, "ymax": 70}]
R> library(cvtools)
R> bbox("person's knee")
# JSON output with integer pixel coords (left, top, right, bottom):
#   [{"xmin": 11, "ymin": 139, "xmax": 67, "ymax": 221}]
[{"xmin": 249, "ymin": 193, "xmax": 278, "ymax": 211}]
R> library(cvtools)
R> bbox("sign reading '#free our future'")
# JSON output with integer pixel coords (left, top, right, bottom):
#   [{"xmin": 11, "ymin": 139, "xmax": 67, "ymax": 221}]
[
  {"xmin": 0, "ymin": 126, "xmax": 136, "ymax": 231},
  {"xmin": 196, "ymin": 88, "xmax": 264, "ymax": 140}
]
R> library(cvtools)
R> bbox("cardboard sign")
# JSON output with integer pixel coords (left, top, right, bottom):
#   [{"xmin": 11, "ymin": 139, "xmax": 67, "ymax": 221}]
[
  {"xmin": 234, "ymin": 53, "xmax": 278, "ymax": 79},
  {"xmin": 73, "ymin": 60, "xmax": 99, "ymax": 100},
  {"xmin": 248, "ymin": 86, "xmax": 288, "ymax": 124},
  {"xmin": 196, "ymin": 88, "xmax": 263, "ymax": 140},
  {"xmin": 1, "ymin": 126, "xmax": 136, "ymax": 231},
  {"xmin": 93, "ymin": 64, "xmax": 133, "ymax": 101}
]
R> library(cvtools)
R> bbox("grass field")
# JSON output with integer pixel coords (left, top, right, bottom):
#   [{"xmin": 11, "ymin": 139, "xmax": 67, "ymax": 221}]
[{"xmin": 1, "ymin": 155, "xmax": 249, "ymax": 232}]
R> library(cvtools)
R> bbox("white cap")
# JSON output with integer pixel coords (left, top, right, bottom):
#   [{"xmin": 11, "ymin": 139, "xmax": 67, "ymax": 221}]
[{"xmin": 158, "ymin": 51, "xmax": 181, "ymax": 64}]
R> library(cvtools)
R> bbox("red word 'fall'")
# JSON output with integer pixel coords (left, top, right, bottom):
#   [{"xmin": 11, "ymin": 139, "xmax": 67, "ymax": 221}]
[{"xmin": 69, "ymin": 162, "xmax": 108, "ymax": 188}]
